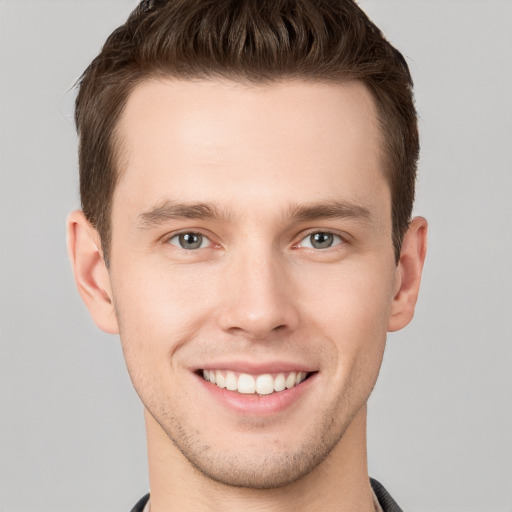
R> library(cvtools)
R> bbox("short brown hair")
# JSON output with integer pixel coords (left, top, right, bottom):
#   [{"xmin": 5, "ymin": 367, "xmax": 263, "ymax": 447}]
[{"xmin": 75, "ymin": 0, "xmax": 418, "ymax": 265}]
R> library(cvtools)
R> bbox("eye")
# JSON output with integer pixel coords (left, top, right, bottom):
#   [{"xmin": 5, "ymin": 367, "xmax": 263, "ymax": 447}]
[
  {"xmin": 299, "ymin": 231, "xmax": 343, "ymax": 250},
  {"xmin": 168, "ymin": 232, "xmax": 211, "ymax": 250}
]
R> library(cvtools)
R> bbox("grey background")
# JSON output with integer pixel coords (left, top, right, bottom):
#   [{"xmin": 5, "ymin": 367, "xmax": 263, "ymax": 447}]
[{"xmin": 0, "ymin": 1, "xmax": 510, "ymax": 511}]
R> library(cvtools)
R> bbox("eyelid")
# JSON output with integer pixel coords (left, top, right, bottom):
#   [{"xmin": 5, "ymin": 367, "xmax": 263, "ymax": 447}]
[
  {"xmin": 294, "ymin": 229, "xmax": 348, "ymax": 249},
  {"xmin": 162, "ymin": 229, "xmax": 218, "ymax": 248},
  {"xmin": 159, "ymin": 228, "xmax": 349, "ymax": 250},
  {"xmin": 170, "ymin": 233, "xmax": 210, "ymax": 249}
]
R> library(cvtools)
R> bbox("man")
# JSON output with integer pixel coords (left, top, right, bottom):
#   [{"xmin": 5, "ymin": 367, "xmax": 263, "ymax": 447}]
[{"xmin": 67, "ymin": 0, "xmax": 427, "ymax": 510}]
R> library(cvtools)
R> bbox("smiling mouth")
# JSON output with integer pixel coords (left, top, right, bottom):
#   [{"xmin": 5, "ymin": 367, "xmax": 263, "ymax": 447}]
[{"xmin": 200, "ymin": 370, "xmax": 313, "ymax": 395}]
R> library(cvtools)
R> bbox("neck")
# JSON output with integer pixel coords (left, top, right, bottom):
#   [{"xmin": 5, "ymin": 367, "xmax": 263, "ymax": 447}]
[{"xmin": 145, "ymin": 406, "xmax": 375, "ymax": 512}]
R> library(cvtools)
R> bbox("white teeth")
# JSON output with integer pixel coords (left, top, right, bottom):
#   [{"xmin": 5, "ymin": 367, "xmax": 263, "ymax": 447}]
[
  {"xmin": 274, "ymin": 373, "xmax": 286, "ymax": 392},
  {"xmin": 225, "ymin": 371, "xmax": 238, "ymax": 391},
  {"xmin": 285, "ymin": 372, "xmax": 297, "ymax": 389},
  {"xmin": 255, "ymin": 374, "xmax": 274, "ymax": 395},
  {"xmin": 215, "ymin": 370, "xmax": 226, "ymax": 388},
  {"xmin": 202, "ymin": 369, "xmax": 309, "ymax": 395},
  {"xmin": 238, "ymin": 373, "xmax": 255, "ymax": 394}
]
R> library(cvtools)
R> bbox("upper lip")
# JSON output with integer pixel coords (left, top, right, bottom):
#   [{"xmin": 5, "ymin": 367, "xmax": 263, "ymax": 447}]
[{"xmin": 194, "ymin": 361, "xmax": 317, "ymax": 374}]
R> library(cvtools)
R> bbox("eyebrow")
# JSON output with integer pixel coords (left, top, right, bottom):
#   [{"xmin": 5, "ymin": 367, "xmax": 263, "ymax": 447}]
[
  {"xmin": 136, "ymin": 201, "xmax": 231, "ymax": 229},
  {"xmin": 136, "ymin": 199, "xmax": 372, "ymax": 229},
  {"xmin": 284, "ymin": 200, "xmax": 372, "ymax": 223}
]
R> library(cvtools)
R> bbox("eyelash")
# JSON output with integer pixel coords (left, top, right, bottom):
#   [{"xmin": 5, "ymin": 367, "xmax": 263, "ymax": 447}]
[
  {"xmin": 164, "ymin": 230, "xmax": 347, "ymax": 251},
  {"xmin": 166, "ymin": 231, "xmax": 214, "ymax": 250},
  {"xmin": 294, "ymin": 231, "xmax": 345, "ymax": 250}
]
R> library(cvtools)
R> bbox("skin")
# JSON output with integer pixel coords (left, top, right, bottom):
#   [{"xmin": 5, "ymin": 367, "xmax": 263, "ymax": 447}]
[{"xmin": 68, "ymin": 79, "xmax": 427, "ymax": 512}]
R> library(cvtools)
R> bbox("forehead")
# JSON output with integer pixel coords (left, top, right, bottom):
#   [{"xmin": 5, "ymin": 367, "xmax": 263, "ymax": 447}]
[{"xmin": 113, "ymin": 78, "xmax": 388, "ymax": 219}]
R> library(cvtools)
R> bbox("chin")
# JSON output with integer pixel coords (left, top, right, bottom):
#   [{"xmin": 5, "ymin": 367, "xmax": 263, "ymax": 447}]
[
  {"xmin": 161, "ymin": 406, "xmax": 356, "ymax": 490},
  {"xmin": 183, "ymin": 448, "xmax": 332, "ymax": 490}
]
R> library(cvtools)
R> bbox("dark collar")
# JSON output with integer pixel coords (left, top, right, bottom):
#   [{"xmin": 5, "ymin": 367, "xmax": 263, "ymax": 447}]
[
  {"xmin": 371, "ymin": 478, "xmax": 404, "ymax": 512},
  {"xmin": 130, "ymin": 493, "xmax": 149, "ymax": 512},
  {"xmin": 131, "ymin": 478, "xmax": 403, "ymax": 512}
]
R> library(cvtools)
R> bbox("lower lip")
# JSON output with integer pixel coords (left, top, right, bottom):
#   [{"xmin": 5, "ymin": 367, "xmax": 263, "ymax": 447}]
[{"xmin": 195, "ymin": 373, "xmax": 317, "ymax": 416}]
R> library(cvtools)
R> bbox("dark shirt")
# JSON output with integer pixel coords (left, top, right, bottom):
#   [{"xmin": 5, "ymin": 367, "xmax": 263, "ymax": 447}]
[{"xmin": 130, "ymin": 478, "xmax": 403, "ymax": 512}]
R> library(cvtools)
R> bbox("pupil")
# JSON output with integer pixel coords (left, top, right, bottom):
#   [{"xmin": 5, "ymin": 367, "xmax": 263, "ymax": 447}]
[
  {"xmin": 180, "ymin": 233, "xmax": 202, "ymax": 249},
  {"xmin": 311, "ymin": 232, "xmax": 333, "ymax": 249}
]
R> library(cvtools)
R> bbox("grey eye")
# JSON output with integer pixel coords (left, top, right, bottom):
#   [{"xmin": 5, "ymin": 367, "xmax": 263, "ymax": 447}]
[
  {"xmin": 169, "ymin": 232, "xmax": 208, "ymax": 250},
  {"xmin": 300, "ymin": 232, "xmax": 342, "ymax": 249}
]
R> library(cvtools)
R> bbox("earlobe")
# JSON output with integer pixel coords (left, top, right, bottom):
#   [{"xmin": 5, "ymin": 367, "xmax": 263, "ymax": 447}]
[
  {"xmin": 388, "ymin": 216, "xmax": 428, "ymax": 332},
  {"xmin": 67, "ymin": 210, "xmax": 119, "ymax": 334}
]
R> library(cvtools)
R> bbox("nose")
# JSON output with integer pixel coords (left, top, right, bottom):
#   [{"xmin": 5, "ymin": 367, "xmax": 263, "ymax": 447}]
[{"xmin": 218, "ymin": 248, "xmax": 300, "ymax": 340}]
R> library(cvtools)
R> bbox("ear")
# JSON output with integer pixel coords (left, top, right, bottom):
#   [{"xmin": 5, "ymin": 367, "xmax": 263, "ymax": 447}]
[
  {"xmin": 67, "ymin": 210, "xmax": 119, "ymax": 334},
  {"xmin": 388, "ymin": 216, "xmax": 428, "ymax": 332}
]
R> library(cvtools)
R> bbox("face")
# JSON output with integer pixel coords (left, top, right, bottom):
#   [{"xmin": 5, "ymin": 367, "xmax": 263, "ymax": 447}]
[{"xmin": 103, "ymin": 79, "xmax": 402, "ymax": 488}]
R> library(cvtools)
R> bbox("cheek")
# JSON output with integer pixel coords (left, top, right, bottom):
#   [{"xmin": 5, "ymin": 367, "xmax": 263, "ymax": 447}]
[
  {"xmin": 109, "ymin": 260, "xmax": 219, "ymax": 387},
  {"xmin": 112, "ymin": 257, "xmax": 218, "ymax": 332},
  {"xmin": 295, "ymin": 260, "xmax": 394, "ymax": 374},
  {"xmin": 298, "ymin": 259, "xmax": 395, "ymax": 333}
]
